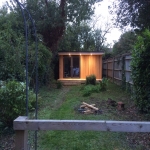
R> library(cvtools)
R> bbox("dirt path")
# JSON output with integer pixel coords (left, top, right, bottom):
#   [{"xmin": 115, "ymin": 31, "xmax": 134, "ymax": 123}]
[{"xmin": 53, "ymin": 86, "xmax": 71, "ymax": 109}]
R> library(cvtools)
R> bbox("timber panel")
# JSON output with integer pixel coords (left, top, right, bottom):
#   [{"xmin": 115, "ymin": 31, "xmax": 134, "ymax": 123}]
[
  {"xmin": 80, "ymin": 55, "xmax": 102, "ymax": 79},
  {"xmin": 59, "ymin": 55, "xmax": 63, "ymax": 79},
  {"xmin": 80, "ymin": 55, "xmax": 89, "ymax": 79}
]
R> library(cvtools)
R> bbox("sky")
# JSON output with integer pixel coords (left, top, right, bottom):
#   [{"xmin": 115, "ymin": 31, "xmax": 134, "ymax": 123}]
[
  {"xmin": 0, "ymin": 0, "xmax": 122, "ymax": 47},
  {"xmin": 94, "ymin": 0, "xmax": 122, "ymax": 46}
]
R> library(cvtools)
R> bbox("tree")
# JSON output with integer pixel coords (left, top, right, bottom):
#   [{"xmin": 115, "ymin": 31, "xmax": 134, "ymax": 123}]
[
  {"xmin": 57, "ymin": 23, "xmax": 95, "ymax": 51},
  {"xmin": 57, "ymin": 22, "xmax": 111, "ymax": 52},
  {"xmin": 112, "ymin": 31, "xmax": 137, "ymax": 55},
  {"xmin": 10, "ymin": 0, "xmax": 101, "ymax": 52},
  {"xmin": 0, "ymin": 6, "xmax": 52, "ymax": 86},
  {"xmin": 0, "ymin": 7, "xmax": 25, "ymax": 81},
  {"xmin": 111, "ymin": 0, "xmax": 150, "ymax": 30}
]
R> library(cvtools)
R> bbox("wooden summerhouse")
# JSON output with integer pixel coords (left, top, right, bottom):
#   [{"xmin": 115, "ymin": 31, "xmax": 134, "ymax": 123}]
[{"xmin": 58, "ymin": 51, "xmax": 104, "ymax": 85}]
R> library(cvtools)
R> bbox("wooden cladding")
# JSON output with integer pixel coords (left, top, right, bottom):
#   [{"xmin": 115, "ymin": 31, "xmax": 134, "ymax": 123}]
[
  {"xmin": 59, "ymin": 55, "xmax": 63, "ymax": 79},
  {"xmin": 80, "ymin": 55, "xmax": 102, "ymax": 79},
  {"xmin": 59, "ymin": 54, "xmax": 103, "ymax": 80}
]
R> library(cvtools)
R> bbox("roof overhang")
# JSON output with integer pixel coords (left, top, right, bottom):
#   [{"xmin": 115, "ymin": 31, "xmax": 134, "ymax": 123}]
[{"xmin": 58, "ymin": 51, "xmax": 104, "ymax": 56}]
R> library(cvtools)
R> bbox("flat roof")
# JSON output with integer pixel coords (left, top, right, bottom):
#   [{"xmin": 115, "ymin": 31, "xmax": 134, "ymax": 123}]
[{"xmin": 58, "ymin": 51, "xmax": 104, "ymax": 55}]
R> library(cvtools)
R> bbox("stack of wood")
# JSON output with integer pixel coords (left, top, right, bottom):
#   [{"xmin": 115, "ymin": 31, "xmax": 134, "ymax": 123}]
[{"xmin": 79, "ymin": 102, "xmax": 99, "ymax": 114}]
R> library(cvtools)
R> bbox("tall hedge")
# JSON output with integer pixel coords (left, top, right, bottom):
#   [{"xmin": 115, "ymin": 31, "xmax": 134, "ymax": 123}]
[{"xmin": 131, "ymin": 29, "xmax": 150, "ymax": 112}]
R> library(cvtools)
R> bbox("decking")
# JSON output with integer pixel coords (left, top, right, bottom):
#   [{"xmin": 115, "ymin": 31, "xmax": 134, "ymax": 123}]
[{"xmin": 58, "ymin": 78, "xmax": 101, "ymax": 85}]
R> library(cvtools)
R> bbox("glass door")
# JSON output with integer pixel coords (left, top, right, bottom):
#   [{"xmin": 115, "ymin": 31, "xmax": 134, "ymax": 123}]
[
  {"xmin": 63, "ymin": 56, "xmax": 71, "ymax": 78},
  {"xmin": 72, "ymin": 56, "xmax": 80, "ymax": 78},
  {"xmin": 63, "ymin": 55, "xmax": 80, "ymax": 78}
]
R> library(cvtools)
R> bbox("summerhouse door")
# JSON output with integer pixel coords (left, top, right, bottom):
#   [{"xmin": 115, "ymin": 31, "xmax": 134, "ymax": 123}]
[{"xmin": 63, "ymin": 56, "xmax": 80, "ymax": 78}]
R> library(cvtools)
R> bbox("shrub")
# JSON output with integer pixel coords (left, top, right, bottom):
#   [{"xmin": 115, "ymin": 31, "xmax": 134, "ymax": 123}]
[
  {"xmin": 56, "ymin": 81, "xmax": 63, "ymax": 89},
  {"xmin": 131, "ymin": 29, "xmax": 150, "ymax": 112},
  {"xmin": 82, "ymin": 84, "xmax": 99, "ymax": 97},
  {"xmin": 82, "ymin": 85, "xmax": 93, "ymax": 96},
  {"xmin": 99, "ymin": 78, "xmax": 109, "ymax": 91},
  {"xmin": 86, "ymin": 74, "xmax": 96, "ymax": 85},
  {"xmin": 0, "ymin": 80, "xmax": 36, "ymax": 127}
]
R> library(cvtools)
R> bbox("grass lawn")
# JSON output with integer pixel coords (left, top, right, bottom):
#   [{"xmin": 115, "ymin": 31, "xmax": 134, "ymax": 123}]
[{"xmin": 33, "ymin": 82, "xmax": 150, "ymax": 150}]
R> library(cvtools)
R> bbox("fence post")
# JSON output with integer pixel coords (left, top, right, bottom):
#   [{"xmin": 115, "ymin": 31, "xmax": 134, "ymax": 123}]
[
  {"xmin": 15, "ymin": 130, "xmax": 28, "ymax": 150},
  {"xmin": 14, "ymin": 116, "xmax": 28, "ymax": 150},
  {"xmin": 112, "ymin": 57, "xmax": 115, "ymax": 83},
  {"xmin": 106, "ymin": 59, "xmax": 108, "ymax": 78}
]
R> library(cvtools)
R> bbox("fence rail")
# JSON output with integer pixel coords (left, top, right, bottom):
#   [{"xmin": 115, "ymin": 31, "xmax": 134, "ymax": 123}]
[
  {"xmin": 14, "ymin": 116, "xmax": 150, "ymax": 149},
  {"xmin": 103, "ymin": 53, "xmax": 132, "ymax": 85}
]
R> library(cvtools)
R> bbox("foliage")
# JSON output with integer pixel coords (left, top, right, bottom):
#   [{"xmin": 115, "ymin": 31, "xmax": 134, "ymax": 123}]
[
  {"xmin": 82, "ymin": 84, "xmax": 99, "ymax": 97},
  {"xmin": 29, "ymin": 42, "xmax": 52, "ymax": 86},
  {"xmin": 111, "ymin": 0, "xmax": 150, "ymax": 30},
  {"xmin": 86, "ymin": 74, "xmax": 96, "ymax": 85},
  {"xmin": 57, "ymin": 23, "xmax": 95, "ymax": 51},
  {"xmin": 102, "ymin": 52, "xmax": 113, "ymax": 60},
  {"xmin": 0, "ymin": 6, "xmax": 52, "ymax": 85},
  {"xmin": 0, "ymin": 80, "xmax": 36, "ymax": 127},
  {"xmin": 99, "ymin": 78, "xmax": 109, "ymax": 91},
  {"xmin": 82, "ymin": 85, "xmax": 93, "ymax": 96},
  {"xmin": 113, "ymin": 31, "xmax": 137, "ymax": 55},
  {"xmin": 56, "ymin": 81, "xmax": 63, "ymax": 89},
  {"xmin": 0, "ymin": 8, "xmax": 25, "ymax": 81},
  {"xmin": 83, "ymin": 78, "xmax": 109, "ymax": 96},
  {"xmin": 126, "ymin": 82, "xmax": 132, "ymax": 94},
  {"xmin": 11, "ymin": 0, "xmax": 100, "ymax": 51},
  {"xmin": 131, "ymin": 29, "xmax": 150, "ymax": 112},
  {"xmin": 58, "ymin": 23, "xmax": 110, "ymax": 52}
]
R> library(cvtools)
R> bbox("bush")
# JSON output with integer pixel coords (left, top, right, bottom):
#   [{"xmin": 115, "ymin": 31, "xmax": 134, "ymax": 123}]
[
  {"xmin": 0, "ymin": 80, "xmax": 36, "ymax": 127},
  {"xmin": 99, "ymin": 78, "xmax": 109, "ymax": 91},
  {"xmin": 131, "ymin": 29, "xmax": 150, "ymax": 112},
  {"xmin": 56, "ymin": 81, "xmax": 63, "ymax": 89},
  {"xmin": 82, "ymin": 84, "xmax": 99, "ymax": 97},
  {"xmin": 86, "ymin": 74, "xmax": 96, "ymax": 85},
  {"xmin": 82, "ymin": 78, "xmax": 109, "ymax": 96}
]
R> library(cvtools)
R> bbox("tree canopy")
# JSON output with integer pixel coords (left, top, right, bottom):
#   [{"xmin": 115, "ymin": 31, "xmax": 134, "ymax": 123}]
[
  {"xmin": 11, "ymin": 0, "xmax": 101, "ymax": 51},
  {"xmin": 111, "ymin": 0, "xmax": 150, "ymax": 31},
  {"xmin": 0, "ymin": 6, "xmax": 52, "ymax": 85},
  {"xmin": 57, "ymin": 23, "xmax": 109, "ymax": 52},
  {"xmin": 113, "ymin": 31, "xmax": 137, "ymax": 55}
]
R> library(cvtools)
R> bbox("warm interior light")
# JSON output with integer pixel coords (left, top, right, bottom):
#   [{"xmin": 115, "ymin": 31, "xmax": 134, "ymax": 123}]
[
  {"xmin": 91, "ymin": 53, "xmax": 92, "ymax": 55},
  {"xmin": 80, "ymin": 53, "xmax": 81, "ymax": 55}
]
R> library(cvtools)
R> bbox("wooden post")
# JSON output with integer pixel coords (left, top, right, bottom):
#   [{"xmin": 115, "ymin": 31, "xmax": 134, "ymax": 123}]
[
  {"xmin": 106, "ymin": 59, "xmax": 108, "ymax": 78},
  {"xmin": 15, "ymin": 130, "xmax": 28, "ymax": 150},
  {"xmin": 14, "ymin": 116, "xmax": 28, "ymax": 150},
  {"xmin": 112, "ymin": 57, "xmax": 115, "ymax": 83}
]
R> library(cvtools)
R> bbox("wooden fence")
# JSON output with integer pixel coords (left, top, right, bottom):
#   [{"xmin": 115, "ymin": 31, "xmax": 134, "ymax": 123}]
[
  {"xmin": 102, "ymin": 53, "xmax": 133, "ymax": 85},
  {"xmin": 14, "ymin": 116, "xmax": 150, "ymax": 149}
]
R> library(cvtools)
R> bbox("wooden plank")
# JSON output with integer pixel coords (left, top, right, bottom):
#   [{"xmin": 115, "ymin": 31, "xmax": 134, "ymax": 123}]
[
  {"xmin": 58, "ymin": 52, "xmax": 104, "ymax": 56},
  {"xmin": 13, "ymin": 116, "xmax": 28, "ymax": 150},
  {"xmin": 82, "ymin": 102, "xmax": 99, "ymax": 110},
  {"xmin": 14, "ymin": 117, "xmax": 150, "ymax": 132},
  {"xmin": 59, "ymin": 55, "xmax": 63, "ymax": 79},
  {"xmin": 15, "ymin": 130, "xmax": 28, "ymax": 150},
  {"xmin": 99, "ymin": 55, "xmax": 102, "ymax": 79}
]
